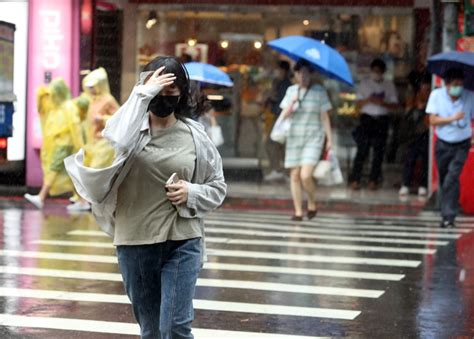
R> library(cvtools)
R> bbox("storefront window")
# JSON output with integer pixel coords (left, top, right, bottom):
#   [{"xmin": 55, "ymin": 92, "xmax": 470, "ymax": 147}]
[{"xmin": 131, "ymin": 4, "xmax": 414, "ymax": 168}]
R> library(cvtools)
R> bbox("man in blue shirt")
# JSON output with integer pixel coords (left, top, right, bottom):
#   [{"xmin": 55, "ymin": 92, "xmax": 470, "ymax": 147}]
[{"xmin": 426, "ymin": 68, "xmax": 474, "ymax": 228}]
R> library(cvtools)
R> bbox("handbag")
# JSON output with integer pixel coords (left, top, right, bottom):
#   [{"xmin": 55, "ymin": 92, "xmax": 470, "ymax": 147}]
[
  {"xmin": 209, "ymin": 125, "xmax": 224, "ymax": 147},
  {"xmin": 313, "ymin": 149, "xmax": 344, "ymax": 186},
  {"xmin": 270, "ymin": 114, "xmax": 291, "ymax": 144},
  {"xmin": 270, "ymin": 85, "xmax": 309, "ymax": 144},
  {"xmin": 313, "ymin": 150, "xmax": 331, "ymax": 180}
]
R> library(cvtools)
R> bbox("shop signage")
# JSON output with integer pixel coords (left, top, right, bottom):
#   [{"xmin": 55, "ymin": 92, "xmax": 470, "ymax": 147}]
[
  {"xmin": 26, "ymin": 0, "xmax": 80, "ymax": 187},
  {"xmin": 39, "ymin": 10, "xmax": 64, "ymax": 69},
  {"xmin": 175, "ymin": 43, "xmax": 209, "ymax": 63},
  {"xmin": 131, "ymin": 0, "xmax": 414, "ymax": 5}
]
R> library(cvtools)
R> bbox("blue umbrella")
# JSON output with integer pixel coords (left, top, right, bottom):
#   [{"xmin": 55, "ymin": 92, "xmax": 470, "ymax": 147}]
[
  {"xmin": 428, "ymin": 51, "xmax": 474, "ymax": 90},
  {"xmin": 268, "ymin": 35, "xmax": 353, "ymax": 87},
  {"xmin": 184, "ymin": 62, "xmax": 233, "ymax": 87}
]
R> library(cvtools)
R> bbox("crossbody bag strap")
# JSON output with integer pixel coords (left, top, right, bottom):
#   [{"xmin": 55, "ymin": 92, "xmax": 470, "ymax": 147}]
[{"xmin": 297, "ymin": 83, "xmax": 312, "ymax": 107}]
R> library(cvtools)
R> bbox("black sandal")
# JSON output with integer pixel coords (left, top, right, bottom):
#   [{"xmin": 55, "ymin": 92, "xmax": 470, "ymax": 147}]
[
  {"xmin": 291, "ymin": 215, "xmax": 303, "ymax": 222},
  {"xmin": 307, "ymin": 210, "xmax": 318, "ymax": 220}
]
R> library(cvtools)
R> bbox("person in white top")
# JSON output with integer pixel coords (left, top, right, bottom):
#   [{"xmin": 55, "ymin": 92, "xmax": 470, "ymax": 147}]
[
  {"xmin": 349, "ymin": 59, "xmax": 399, "ymax": 190},
  {"xmin": 426, "ymin": 68, "xmax": 474, "ymax": 228}
]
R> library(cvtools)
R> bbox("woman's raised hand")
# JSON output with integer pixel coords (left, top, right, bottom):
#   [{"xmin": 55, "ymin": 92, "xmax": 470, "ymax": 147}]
[{"xmin": 145, "ymin": 66, "xmax": 176, "ymax": 88}]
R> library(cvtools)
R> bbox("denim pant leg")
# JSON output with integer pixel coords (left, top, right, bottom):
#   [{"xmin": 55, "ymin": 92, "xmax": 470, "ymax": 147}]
[
  {"xmin": 436, "ymin": 140, "xmax": 470, "ymax": 221},
  {"xmin": 117, "ymin": 244, "xmax": 163, "ymax": 339},
  {"xmin": 159, "ymin": 238, "xmax": 202, "ymax": 339}
]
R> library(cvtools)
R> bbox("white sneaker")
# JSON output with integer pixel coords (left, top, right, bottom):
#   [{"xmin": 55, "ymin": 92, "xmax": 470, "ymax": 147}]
[
  {"xmin": 418, "ymin": 187, "xmax": 428, "ymax": 196},
  {"xmin": 264, "ymin": 170, "xmax": 285, "ymax": 182},
  {"xmin": 67, "ymin": 201, "xmax": 91, "ymax": 212},
  {"xmin": 399, "ymin": 186, "xmax": 409, "ymax": 196},
  {"xmin": 24, "ymin": 194, "xmax": 44, "ymax": 209}
]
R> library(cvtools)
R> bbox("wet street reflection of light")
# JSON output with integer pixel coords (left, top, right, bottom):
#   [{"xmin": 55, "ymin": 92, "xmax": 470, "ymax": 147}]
[
  {"xmin": 1, "ymin": 209, "xmax": 23, "ymax": 316},
  {"xmin": 0, "ymin": 200, "xmax": 473, "ymax": 337}
]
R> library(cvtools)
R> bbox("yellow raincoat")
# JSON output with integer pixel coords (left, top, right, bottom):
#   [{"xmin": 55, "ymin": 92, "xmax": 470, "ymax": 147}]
[
  {"xmin": 82, "ymin": 68, "xmax": 119, "ymax": 168},
  {"xmin": 73, "ymin": 94, "xmax": 90, "ymax": 144},
  {"xmin": 37, "ymin": 78, "xmax": 84, "ymax": 196}
]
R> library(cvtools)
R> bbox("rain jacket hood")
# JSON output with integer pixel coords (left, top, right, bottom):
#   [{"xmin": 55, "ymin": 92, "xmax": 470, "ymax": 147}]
[{"xmin": 82, "ymin": 67, "xmax": 111, "ymax": 97}]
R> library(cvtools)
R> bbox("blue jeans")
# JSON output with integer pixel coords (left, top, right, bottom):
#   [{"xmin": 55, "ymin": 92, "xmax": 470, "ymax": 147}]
[{"xmin": 117, "ymin": 238, "xmax": 202, "ymax": 339}]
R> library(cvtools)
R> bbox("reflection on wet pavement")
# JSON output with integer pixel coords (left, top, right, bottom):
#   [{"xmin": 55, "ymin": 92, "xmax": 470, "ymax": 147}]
[{"xmin": 0, "ymin": 199, "xmax": 473, "ymax": 338}]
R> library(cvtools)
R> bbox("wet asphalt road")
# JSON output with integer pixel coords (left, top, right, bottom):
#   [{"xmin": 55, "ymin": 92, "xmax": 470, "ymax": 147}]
[{"xmin": 0, "ymin": 198, "xmax": 473, "ymax": 338}]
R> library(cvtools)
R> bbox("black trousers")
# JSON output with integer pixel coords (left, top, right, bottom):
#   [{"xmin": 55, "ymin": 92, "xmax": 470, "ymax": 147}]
[
  {"xmin": 403, "ymin": 132, "xmax": 429, "ymax": 188},
  {"xmin": 350, "ymin": 114, "xmax": 390, "ymax": 183},
  {"xmin": 435, "ymin": 138, "xmax": 471, "ymax": 222}
]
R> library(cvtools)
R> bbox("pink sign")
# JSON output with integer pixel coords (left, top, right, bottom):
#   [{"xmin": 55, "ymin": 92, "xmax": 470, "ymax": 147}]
[{"xmin": 26, "ymin": 0, "xmax": 80, "ymax": 187}]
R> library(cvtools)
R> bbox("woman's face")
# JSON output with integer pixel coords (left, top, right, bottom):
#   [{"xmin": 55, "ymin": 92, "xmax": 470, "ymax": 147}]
[
  {"xmin": 295, "ymin": 67, "xmax": 312, "ymax": 87},
  {"xmin": 159, "ymin": 81, "xmax": 181, "ymax": 97}
]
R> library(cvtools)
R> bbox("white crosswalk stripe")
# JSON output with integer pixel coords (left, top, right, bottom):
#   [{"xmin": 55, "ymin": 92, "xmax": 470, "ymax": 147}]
[
  {"xmin": 0, "ymin": 261, "xmax": 405, "ymax": 282},
  {"xmin": 0, "ymin": 265, "xmax": 384, "ymax": 298},
  {"xmin": 66, "ymin": 230, "xmax": 437, "ymax": 255},
  {"xmin": 215, "ymin": 210, "xmax": 474, "ymax": 223},
  {"xmin": 205, "ymin": 227, "xmax": 450, "ymax": 246},
  {"xmin": 0, "ymin": 314, "xmax": 328, "ymax": 338},
  {"xmin": 205, "ymin": 214, "xmax": 472, "ymax": 233},
  {"xmin": 28, "ymin": 240, "xmax": 422, "ymax": 267},
  {"xmin": 205, "ymin": 237, "xmax": 436, "ymax": 255},
  {"xmin": 69, "ymin": 228, "xmax": 451, "ymax": 245},
  {"xmin": 1, "ymin": 207, "xmax": 472, "ymax": 338},
  {"xmin": 0, "ymin": 287, "xmax": 361, "ymax": 319},
  {"xmin": 204, "ymin": 220, "xmax": 461, "ymax": 239},
  {"xmin": 207, "ymin": 248, "xmax": 421, "ymax": 267}
]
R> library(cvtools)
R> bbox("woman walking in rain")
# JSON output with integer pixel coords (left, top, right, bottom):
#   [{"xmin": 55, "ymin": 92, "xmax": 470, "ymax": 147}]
[
  {"xmin": 25, "ymin": 78, "xmax": 84, "ymax": 209},
  {"xmin": 66, "ymin": 56, "xmax": 226, "ymax": 338},
  {"xmin": 280, "ymin": 59, "xmax": 333, "ymax": 221}
]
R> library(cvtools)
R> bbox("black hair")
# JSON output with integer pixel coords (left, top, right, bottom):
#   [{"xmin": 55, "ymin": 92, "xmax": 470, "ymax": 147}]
[
  {"xmin": 370, "ymin": 58, "xmax": 387, "ymax": 73},
  {"xmin": 143, "ymin": 56, "xmax": 192, "ymax": 119},
  {"xmin": 294, "ymin": 59, "xmax": 314, "ymax": 72},
  {"xmin": 408, "ymin": 70, "xmax": 432, "ymax": 92},
  {"xmin": 443, "ymin": 68, "xmax": 464, "ymax": 84},
  {"xmin": 278, "ymin": 60, "xmax": 290, "ymax": 72},
  {"xmin": 189, "ymin": 81, "xmax": 212, "ymax": 120}
]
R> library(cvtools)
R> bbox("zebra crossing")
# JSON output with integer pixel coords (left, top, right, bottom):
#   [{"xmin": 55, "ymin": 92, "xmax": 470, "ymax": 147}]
[{"xmin": 0, "ymin": 206, "xmax": 472, "ymax": 338}]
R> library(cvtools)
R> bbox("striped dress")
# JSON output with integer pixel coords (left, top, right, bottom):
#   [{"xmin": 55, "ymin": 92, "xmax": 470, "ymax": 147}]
[{"xmin": 280, "ymin": 84, "xmax": 332, "ymax": 168}]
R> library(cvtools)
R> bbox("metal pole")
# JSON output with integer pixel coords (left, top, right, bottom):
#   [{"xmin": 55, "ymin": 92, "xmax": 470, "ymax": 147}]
[
  {"xmin": 429, "ymin": 0, "xmax": 442, "ymax": 56},
  {"xmin": 441, "ymin": 0, "xmax": 460, "ymax": 52}
]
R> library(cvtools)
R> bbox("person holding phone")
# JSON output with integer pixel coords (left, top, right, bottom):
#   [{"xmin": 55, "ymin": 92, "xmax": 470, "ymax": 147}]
[
  {"xmin": 349, "ymin": 58, "xmax": 399, "ymax": 191},
  {"xmin": 67, "ymin": 56, "xmax": 226, "ymax": 338},
  {"xmin": 427, "ymin": 68, "xmax": 474, "ymax": 228}
]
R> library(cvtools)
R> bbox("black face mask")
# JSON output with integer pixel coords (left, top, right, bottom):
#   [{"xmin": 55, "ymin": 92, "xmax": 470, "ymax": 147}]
[{"xmin": 148, "ymin": 95, "xmax": 180, "ymax": 117}]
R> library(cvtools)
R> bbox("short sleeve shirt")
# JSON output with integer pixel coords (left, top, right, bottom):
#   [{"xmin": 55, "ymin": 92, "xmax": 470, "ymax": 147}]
[
  {"xmin": 356, "ymin": 78, "xmax": 398, "ymax": 117},
  {"xmin": 426, "ymin": 88, "xmax": 474, "ymax": 143},
  {"xmin": 280, "ymin": 84, "xmax": 332, "ymax": 113}
]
